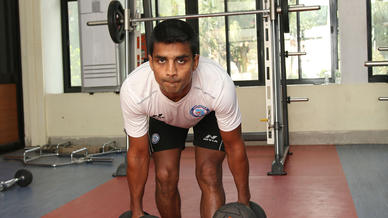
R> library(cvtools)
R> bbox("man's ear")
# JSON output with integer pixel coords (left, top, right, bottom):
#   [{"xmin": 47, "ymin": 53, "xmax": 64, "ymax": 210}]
[
  {"xmin": 192, "ymin": 54, "xmax": 200, "ymax": 71},
  {"xmin": 148, "ymin": 55, "xmax": 154, "ymax": 70}
]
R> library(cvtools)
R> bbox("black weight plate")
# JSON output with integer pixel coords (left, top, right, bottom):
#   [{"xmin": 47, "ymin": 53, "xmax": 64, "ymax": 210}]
[
  {"xmin": 281, "ymin": 0, "xmax": 290, "ymax": 33},
  {"xmin": 119, "ymin": 210, "xmax": 159, "ymax": 218},
  {"xmin": 213, "ymin": 202, "xmax": 256, "ymax": 218},
  {"xmin": 249, "ymin": 201, "xmax": 267, "ymax": 218},
  {"xmin": 108, "ymin": 0, "xmax": 125, "ymax": 44},
  {"xmin": 14, "ymin": 169, "xmax": 33, "ymax": 187}
]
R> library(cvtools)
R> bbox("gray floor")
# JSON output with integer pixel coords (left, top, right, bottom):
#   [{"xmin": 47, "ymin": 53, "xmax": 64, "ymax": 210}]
[
  {"xmin": 0, "ymin": 150, "xmax": 126, "ymax": 218},
  {"xmin": 336, "ymin": 144, "xmax": 388, "ymax": 218}
]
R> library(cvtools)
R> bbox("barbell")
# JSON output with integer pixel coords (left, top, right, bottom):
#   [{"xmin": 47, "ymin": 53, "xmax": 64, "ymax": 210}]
[
  {"xmin": 0, "ymin": 169, "xmax": 33, "ymax": 192},
  {"xmin": 87, "ymin": 0, "xmax": 320, "ymax": 44}
]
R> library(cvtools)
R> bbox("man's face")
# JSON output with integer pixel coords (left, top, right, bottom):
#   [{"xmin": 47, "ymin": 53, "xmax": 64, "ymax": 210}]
[{"xmin": 149, "ymin": 42, "xmax": 199, "ymax": 102}]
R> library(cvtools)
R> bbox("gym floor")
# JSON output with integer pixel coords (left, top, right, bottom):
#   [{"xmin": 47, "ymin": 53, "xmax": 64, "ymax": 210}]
[{"xmin": 1, "ymin": 144, "xmax": 387, "ymax": 218}]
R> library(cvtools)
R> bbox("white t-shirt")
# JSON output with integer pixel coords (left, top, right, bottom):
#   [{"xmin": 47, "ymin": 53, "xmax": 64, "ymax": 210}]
[{"xmin": 120, "ymin": 56, "xmax": 241, "ymax": 138}]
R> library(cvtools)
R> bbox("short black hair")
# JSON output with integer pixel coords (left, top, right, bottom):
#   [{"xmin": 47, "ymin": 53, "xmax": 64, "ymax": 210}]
[{"xmin": 148, "ymin": 19, "xmax": 199, "ymax": 57}]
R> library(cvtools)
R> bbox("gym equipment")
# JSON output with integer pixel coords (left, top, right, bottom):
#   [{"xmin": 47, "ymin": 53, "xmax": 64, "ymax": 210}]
[
  {"xmin": 3, "ymin": 141, "xmax": 121, "ymax": 167},
  {"xmin": 249, "ymin": 201, "xmax": 267, "ymax": 218},
  {"xmin": 119, "ymin": 210, "xmax": 159, "ymax": 218},
  {"xmin": 365, "ymin": 45, "xmax": 388, "ymax": 67},
  {"xmin": 87, "ymin": 0, "xmax": 320, "ymax": 175},
  {"xmin": 87, "ymin": 0, "xmax": 320, "ymax": 44},
  {"xmin": 213, "ymin": 202, "xmax": 256, "ymax": 218},
  {"xmin": 364, "ymin": 61, "xmax": 388, "ymax": 67},
  {"xmin": 107, "ymin": 0, "xmax": 125, "ymax": 43},
  {"xmin": 0, "ymin": 169, "xmax": 33, "ymax": 192},
  {"xmin": 378, "ymin": 97, "xmax": 388, "ymax": 101},
  {"xmin": 378, "ymin": 47, "xmax": 388, "ymax": 52}
]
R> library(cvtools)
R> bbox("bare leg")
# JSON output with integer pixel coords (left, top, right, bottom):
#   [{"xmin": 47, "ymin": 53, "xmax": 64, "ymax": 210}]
[
  {"xmin": 195, "ymin": 146, "xmax": 226, "ymax": 218},
  {"xmin": 153, "ymin": 148, "xmax": 182, "ymax": 218}
]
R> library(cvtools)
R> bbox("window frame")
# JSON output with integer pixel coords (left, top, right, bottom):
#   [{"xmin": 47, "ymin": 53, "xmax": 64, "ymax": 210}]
[
  {"xmin": 367, "ymin": 0, "xmax": 388, "ymax": 83},
  {"xmin": 60, "ymin": 0, "xmax": 339, "ymax": 92},
  {"xmin": 61, "ymin": 0, "xmax": 81, "ymax": 93},
  {"xmin": 285, "ymin": 0, "xmax": 338, "ymax": 84}
]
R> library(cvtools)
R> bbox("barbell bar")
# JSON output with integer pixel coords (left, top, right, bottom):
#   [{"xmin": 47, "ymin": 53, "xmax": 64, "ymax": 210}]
[
  {"xmin": 87, "ymin": 0, "xmax": 320, "ymax": 44},
  {"xmin": 87, "ymin": 5, "xmax": 320, "ymax": 26}
]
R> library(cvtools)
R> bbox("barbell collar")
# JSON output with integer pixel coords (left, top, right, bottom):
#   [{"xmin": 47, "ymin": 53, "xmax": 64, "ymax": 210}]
[
  {"xmin": 364, "ymin": 61, "xmax": 388, "ymax": 67},
  {"xmin": 378, "ymin": 47, "xmax": 388, "ymax": 51},
  {"xmin": 378, "ymin": 97, "xmax": 388, "ymax": 101}
]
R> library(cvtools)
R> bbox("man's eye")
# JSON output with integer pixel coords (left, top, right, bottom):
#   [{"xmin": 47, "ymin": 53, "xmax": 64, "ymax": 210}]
[
  {"xmin": 158, "ymin": 59, "xmax": 166, "ymax": 64},
  {"xmin": 177, "ymin": 59, "xmax": 185, "ymax": 64}
]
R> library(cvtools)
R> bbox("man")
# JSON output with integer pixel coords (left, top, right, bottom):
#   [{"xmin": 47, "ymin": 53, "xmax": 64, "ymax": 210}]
[{"xmin": 120, "ymin": 19, "xmax": 251, "ymax": 218}]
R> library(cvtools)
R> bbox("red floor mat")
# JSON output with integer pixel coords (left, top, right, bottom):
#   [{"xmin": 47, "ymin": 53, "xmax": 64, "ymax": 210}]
[{"xmin": 43, "ymin": 145, "xmax": 357, "ymax": 218}]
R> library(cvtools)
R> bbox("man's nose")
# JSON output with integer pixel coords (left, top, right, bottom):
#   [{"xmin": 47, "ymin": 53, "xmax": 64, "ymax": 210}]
[{"xmin": 166, "ymin": 61, "xmax": 177, "ymax": 77}]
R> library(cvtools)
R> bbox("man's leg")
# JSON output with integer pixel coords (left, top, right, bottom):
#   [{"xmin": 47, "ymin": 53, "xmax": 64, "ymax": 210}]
[
  {"xmin": 153, "ymin": 148, "xmax": 182, "ymax": 218},
  {"xmin": 195, "ymin": 146, "xmax": 226, "ymax": 218}
]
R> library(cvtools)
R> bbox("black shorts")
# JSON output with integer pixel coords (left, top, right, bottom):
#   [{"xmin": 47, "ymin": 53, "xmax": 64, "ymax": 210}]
[{"xmin": 148, "ymin": 111, "xmax": 224, "ymax": 152}]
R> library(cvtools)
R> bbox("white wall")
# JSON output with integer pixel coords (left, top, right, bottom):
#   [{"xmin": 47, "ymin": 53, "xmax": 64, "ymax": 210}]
[
  {"xmin": 41, "ymin": 0, "xmax": 64, "ymax": 94},
  {"xmin": 338, "ymin": 0, "xmax": 369, "ymax": 83},
  {"xmin": 19, "ymin": 0, "xmax": 47, "ymax": 146},
  {"xmin": 19, "ymin": 0, "xmax": 388, "ymax": 146}
]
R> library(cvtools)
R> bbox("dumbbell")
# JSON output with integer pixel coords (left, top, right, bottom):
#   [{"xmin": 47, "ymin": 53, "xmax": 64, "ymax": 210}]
[
  {"xmin": 0, "ymin": 169, "xmax": 33, "ymax": 192},
  {"xmin": 119, "ymin": 210, "xmax": 159, "ymax": 218},
  {"xmin": 213, "ymin": 201, "xmax": 267, "ymax": 218}
]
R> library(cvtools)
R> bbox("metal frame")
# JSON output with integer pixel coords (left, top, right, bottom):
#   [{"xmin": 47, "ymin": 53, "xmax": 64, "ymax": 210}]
[
  {"xmin": 87, "ymin": 0, "xmax": 320, "ymax": 176},
  {"xmin": 366, "ymin": 0, "xmax": 388, "ymax": 82},
  {"xmin": 60, "ymin": 0, "xmax": 81, "ymax": 93},
  {"xmin": 4, "ymin": 141, "xmax": 123, "ymax": 167}
]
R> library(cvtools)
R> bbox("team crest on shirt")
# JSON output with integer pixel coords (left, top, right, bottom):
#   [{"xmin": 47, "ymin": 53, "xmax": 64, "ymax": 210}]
[{"xmin": 190, "ymin": 105, "xmax": 210, "ymax": 118}]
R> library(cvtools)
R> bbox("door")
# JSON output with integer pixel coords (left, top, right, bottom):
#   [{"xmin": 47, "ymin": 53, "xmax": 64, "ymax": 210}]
[{"xmin": 0, "ymin": 0, "xmax": 24, "ymax": 153}]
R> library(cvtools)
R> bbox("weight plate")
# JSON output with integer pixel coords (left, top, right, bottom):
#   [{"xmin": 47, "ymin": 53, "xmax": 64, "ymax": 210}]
[
  {"xmin": 249, "ymin": 201, "xmax": 267, "ymax": 218},
  {"xmin": 107, "ymin": 0, "xmax": 125, "ymax": 44},
  {"xmin": 281, "ymin": 0, "xmax": 290, "ymax": 33},
  {"xmin": 14, "ymin": 169, "xmax": 33, "ymax": 187}
]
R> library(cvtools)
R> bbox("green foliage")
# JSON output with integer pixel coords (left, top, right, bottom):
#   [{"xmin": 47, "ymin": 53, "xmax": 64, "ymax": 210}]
[
  {"xmin": 372, "ymin": 1, "xmax": 388, "ymax": 49},
  {"xmin": 371, "ymin": 0, "xmax": 388, "ymax": 75}
]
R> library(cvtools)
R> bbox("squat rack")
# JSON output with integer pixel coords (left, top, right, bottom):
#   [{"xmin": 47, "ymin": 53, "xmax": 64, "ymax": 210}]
[{"xmin": 87, "ymin": 0, "xmax": 320, "ymax": 175}]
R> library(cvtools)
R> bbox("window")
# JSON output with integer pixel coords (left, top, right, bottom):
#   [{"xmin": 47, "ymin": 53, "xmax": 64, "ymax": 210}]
[
  {"xmin": 285, "ymin": 0, "xmax": 338, "ymax": 84},
  {"xmin": 61, "ymin": 0, "xmax": 339, "ymax": 91},
  {"xmin": 157, "ymin": 0, "xmax": 264, "ymax": 86},
  {"xmin": 199, "ymin": 0, "xmax": 261, "ymax": 84},
  {"xmin": 367, "ymin": 0, "xmax": 388, "ymax": 82},
  {"xmin": 61, "ymin": 0, "xmax": 81, "ymax": 92}
]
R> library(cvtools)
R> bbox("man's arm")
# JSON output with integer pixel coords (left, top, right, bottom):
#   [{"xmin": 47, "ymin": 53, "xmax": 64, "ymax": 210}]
[
  {"xmin": 127, "ymin": 134, "xmax": 150, "ymax": 218},
  {"xmin": 220, "ymin": 124, "xmax": 251, "ymax": 205}
]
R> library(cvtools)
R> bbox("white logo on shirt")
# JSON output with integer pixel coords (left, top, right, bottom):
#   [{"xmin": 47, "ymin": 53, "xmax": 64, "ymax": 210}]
[
  {"xmin": 203, "ymin": 135, "xmax": 218, "ymax": 143},
  {"xmin": 151, "ymin": 133, "xmax": 160, "ymax": 144}
]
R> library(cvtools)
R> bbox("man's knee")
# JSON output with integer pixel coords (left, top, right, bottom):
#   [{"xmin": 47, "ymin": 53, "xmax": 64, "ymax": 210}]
[
  {"xmin": 196, "ymin": 162, "xmax": 223, "ymax": 188},
  {"xmin": 156, "ymin": 168, "xmax": 179, "ymax": 194}
]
